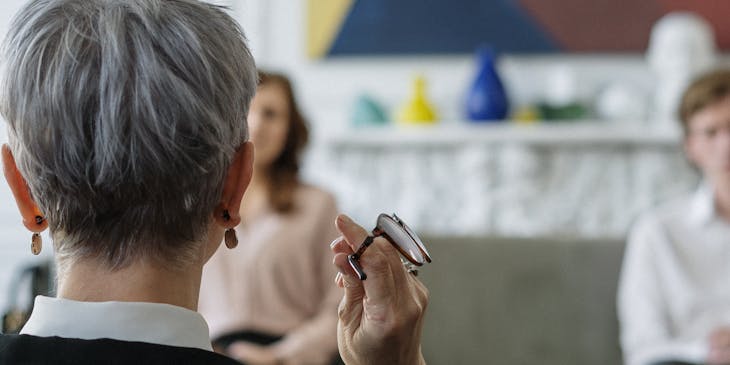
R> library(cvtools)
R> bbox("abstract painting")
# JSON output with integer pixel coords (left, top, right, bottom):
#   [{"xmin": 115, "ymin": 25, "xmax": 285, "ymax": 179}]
[{"xmin": 307, "ymin": 0, "xmax": 730, "ymax": 57}]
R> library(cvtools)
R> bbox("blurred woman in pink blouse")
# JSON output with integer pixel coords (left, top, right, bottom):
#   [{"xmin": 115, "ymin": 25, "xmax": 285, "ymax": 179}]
[{"xmin": 199, "ymin": 71, "xmax": 341, "ymax": 365}]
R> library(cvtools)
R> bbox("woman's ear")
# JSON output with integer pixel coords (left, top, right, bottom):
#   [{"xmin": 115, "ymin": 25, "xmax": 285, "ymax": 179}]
[
  {"xmin": 2, "ymin": 144, "xmax": 48, "ymax": 232},
  {"xmin": 214, "ymin": 141, "xmax": 254, "ymax": 228}
]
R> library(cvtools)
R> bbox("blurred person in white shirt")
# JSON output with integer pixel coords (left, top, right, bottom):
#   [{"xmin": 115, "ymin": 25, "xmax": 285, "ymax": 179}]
[{"xmin": 619, "ymin": 69, "xmax": 730, "ymax": 365}]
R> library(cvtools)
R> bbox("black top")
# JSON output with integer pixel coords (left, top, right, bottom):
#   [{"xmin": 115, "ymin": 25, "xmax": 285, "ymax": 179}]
[{"xmin": 0, "ymin": 334, "xmax": 243, "ymax": 365}]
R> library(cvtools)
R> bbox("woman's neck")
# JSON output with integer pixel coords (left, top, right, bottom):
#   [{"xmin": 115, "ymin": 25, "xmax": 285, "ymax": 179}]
[
  {"xmin": 240, "ymin": 167, "xmax": 272, "ymax": 221},
  {"xmin": 248, "ymin": 167, "xmax": 270, "ymax": 195},
  {"xmin": 56, "ymin": 257, "xmax": 203, "ymax": 311}
]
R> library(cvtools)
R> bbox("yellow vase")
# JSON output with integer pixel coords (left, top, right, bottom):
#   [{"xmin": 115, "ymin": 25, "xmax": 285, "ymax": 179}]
[{"xmin": 396, "ymin": 76, "xmax": 438, "ymax": 124}]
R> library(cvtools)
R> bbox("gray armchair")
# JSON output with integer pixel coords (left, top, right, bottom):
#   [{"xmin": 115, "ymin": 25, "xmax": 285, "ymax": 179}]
[{"xmin": 419, "ymin": 236, "xmax": 625, "ymax": 365}]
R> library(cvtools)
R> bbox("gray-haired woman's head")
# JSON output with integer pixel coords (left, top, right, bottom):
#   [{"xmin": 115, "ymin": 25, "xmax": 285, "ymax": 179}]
[{"xmin": 1, "ymin": 0, "xmax": 257, "ymax": 270}]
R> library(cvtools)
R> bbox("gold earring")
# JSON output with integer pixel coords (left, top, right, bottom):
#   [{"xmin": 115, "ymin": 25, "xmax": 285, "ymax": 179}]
[
  {"xmin": 31, "ymin": 233, "xmax": 42, "ymax": 255},
  {"xmin": 225, "ymin": 228, "xmax": 238, "ymax": 249}
]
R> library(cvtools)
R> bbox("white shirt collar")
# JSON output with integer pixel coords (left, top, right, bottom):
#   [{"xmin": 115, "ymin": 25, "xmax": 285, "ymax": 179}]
[
  {"xmin": 20, "ymin": 296, "xmax": 213, "ymax": 351},
  {"xmin": 689, "ymin": 181, "xmax": 715, "ymax": 227}
]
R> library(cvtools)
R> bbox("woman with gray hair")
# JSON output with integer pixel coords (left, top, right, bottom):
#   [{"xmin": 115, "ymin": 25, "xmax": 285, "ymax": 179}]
[{"xmin": 0, "ymin": 1, "xmax": 429, "ymax": 364}]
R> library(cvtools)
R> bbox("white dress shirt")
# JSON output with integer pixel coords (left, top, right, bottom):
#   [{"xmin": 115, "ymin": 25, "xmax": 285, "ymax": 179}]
[
  {"xmin": 618, "ymin": 183, "xmax": 730, "ymax": 365},
  {"xmin": 20, "ymin": 295, "xmax": 213, "ymax": 351}
]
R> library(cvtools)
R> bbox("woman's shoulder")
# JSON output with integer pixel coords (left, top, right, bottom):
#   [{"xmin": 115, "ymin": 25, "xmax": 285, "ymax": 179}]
[{"xmin": 0, "ymin": 334, "xmax": 243, "ymax": 365}]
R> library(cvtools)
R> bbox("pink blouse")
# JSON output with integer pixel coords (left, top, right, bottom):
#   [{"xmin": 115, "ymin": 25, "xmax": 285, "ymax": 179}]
[{"xmin": 199, "ymin": 185, "xmax": 341, "ymax": 364}]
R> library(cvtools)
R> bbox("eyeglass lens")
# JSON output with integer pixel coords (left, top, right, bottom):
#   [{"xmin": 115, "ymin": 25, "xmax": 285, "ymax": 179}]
[
  {"xmin": 347, "ymin": 214, "xmax": 431, "ymax": 280},
  {"xmin": 377, "ymin": 215, "xmax": 425, "ymax": 264}
]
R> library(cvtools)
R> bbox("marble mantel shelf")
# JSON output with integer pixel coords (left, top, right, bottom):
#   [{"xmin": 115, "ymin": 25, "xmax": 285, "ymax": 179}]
[
  {"xmin": 310, "ymin": 120, "xmax": 695, "ymax": 238},
  {"xmin": 323, "ymin": 121, "xmax": 681, "ymax": 147}
]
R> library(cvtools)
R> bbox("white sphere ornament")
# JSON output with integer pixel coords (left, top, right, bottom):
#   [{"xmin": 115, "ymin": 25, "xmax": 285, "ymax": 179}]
[{"xmin": 596, "ymin": 81, "xmax": 648, "ymax": 122}]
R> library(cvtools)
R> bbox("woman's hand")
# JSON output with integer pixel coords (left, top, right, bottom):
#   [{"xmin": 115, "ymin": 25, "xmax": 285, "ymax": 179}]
[
  {"xmin": 331, "ymin": 214, "xmax": 429, "ymax": 365},
  {"xmin": 227, "ymin": 341, "xmax": 281, "ymax": 365},
  {"xmin": 709, "ymin": 327, "xmax": 730, "ymax": 365}
]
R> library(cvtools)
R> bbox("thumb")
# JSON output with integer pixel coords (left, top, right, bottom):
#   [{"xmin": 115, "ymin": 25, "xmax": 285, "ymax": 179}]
[{"xmin": 335, "ymin": 214, "xmax": 371, "ymax": 251}]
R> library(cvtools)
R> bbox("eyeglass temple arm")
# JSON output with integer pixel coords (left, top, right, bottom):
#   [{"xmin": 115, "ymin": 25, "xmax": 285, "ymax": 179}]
[{"xmin": 348, "ymin": 235, "xmax": 375, "ymax": 280}]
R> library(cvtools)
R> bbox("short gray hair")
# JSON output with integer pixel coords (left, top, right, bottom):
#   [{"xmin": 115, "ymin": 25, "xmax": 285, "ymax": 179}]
[{"xmin": 1, "ymin": 0, "xmax": 257, "ymax": 270}]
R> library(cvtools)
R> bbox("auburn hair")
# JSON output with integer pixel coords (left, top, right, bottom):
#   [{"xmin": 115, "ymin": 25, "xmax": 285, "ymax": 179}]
[{"xmin": 257, "ymin": 71, "xmax": 309, "ymax": 212}]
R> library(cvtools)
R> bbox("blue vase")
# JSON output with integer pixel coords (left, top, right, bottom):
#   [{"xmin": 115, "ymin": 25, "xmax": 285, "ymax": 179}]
[{"xmin": 466, "ymin": 47, "xmax": 509, "ymax": 122}]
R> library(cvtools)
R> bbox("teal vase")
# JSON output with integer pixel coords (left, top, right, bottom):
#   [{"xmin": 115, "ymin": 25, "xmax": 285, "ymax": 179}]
[{"xmin": 351, "ymin": 94, "xmax": 388, "ymax": 127}]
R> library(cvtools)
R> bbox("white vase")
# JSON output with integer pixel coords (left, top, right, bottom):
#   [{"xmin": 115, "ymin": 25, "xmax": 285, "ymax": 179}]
[{"xmin": 647, "ymin": 12, "xmax": 717, "ymax": 129}]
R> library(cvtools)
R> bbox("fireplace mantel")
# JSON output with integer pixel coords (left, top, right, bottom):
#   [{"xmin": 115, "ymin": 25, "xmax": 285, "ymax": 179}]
[{"xmin": 312, "ymin": 122, "xmax": 697, "ymax": 238}]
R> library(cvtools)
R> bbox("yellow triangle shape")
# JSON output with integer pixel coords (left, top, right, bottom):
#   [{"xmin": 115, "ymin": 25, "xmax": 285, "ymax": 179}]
[{"xmin": 307, "ymin": 0, "xmax": 354, "ymax": 59}]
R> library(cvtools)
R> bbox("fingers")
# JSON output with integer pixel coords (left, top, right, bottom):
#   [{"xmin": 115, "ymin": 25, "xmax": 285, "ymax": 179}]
[
  {"xmin": 711, "ymin": 328, "xmax": 730, "ymax": 347},
  {"xmin": 407, "ymin": 274, "xmax": 429, "ymax": 335},
  {"xmin": 333, "ymin": 214, "xmax": 424, "ymax": 307},
  {"xmin": 369, "ymin": 237, "xmax": 410, "ymax": 305},
  {"xmin": 708, "ymin": 347, "xmax": 730, "ymax": 365},
  {"xmin": 333, "ymin": 251, "xmax": 358, "ymax": 285},
  {"xmin": 331, "ymin": 214, "xmax": 430, "ymax": 365},
  {"xmin": 331, "ymin": 236, "xmax": 349, "ymax": 284},
  {"xmin": 409, "ymin": 274, "xmax": 430, "ymax": 310},
  {"xmin": 226, "ymin": 341, "xmax": 260, "ymax": 362},
  {"xmin": 331, "ymin": 236, "xmax": 360, "ymax": 286},
  {"xmin": 334, "ymin": 214, "xmax": 403, "ymax": 280},
  {"xmin": 334, "ymin": 214, "xmax": 398, "ymax": 311},
  {"xmin": 331, "ymin": 228, "xmax": 365, "ymax": 329},
  {"xmin": 336, "ymin": 278, "xmax": 365, "ymax": 334},
  {"xmin": 708, "ymin": 328, "xmax": 730, "ymax": 365},
  {"xmin": 330, "ymin": 236, "xmax": 352, "ymax": 255},
  {"xmin": 335, "ymin": 214, "xmax": 370, "ymax": 252}
]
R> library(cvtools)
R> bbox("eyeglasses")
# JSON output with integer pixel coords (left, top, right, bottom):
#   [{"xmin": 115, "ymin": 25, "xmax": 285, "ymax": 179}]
[{"xmin": 348, "ymin": 213, "xmax": 432, "ymax": 280}]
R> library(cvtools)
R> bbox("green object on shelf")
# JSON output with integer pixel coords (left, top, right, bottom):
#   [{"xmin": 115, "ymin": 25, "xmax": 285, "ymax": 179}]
[
  {"xmin": 351, "ymin": 94, "xmax": 388, "ymax": 127},
  {"xmin": 538, "ymin": 102, "xmax": 588, "ymax": 121}
]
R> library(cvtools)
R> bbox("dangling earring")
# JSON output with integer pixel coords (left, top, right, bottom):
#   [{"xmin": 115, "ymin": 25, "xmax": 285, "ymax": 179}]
[
  {"xmin": 31, "ymin": 215, "xmax": 44, "ymax": 255},
  {"xmin": 31, "ymin": 233, "xmax": 42, "ymax": 255},
  {"xmin": 225, "ymin": 228, "xmax": 238, "ymax": 249},
  {"xmin": 222, "ymin": 210, "xmax": 238, "ymax": 249}
]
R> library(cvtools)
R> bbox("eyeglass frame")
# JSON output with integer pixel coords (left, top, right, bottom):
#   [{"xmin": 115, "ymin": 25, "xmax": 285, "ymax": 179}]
[{"xmin": 347, "ymin": 213, "xmax": 432, "ymax": 280}]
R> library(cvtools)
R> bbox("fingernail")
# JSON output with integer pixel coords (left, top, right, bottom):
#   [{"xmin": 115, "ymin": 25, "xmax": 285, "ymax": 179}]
[
  {"xmin": 338, "ymin": 215, "xmax": 352, "ymax": 226},
  {"xmin": 334, "ymin": 272, "xmax": 342, "ymax": 285},
  {"xmin": 330, "ymin": 237, "xmax": 342, "ymax": 248}
]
